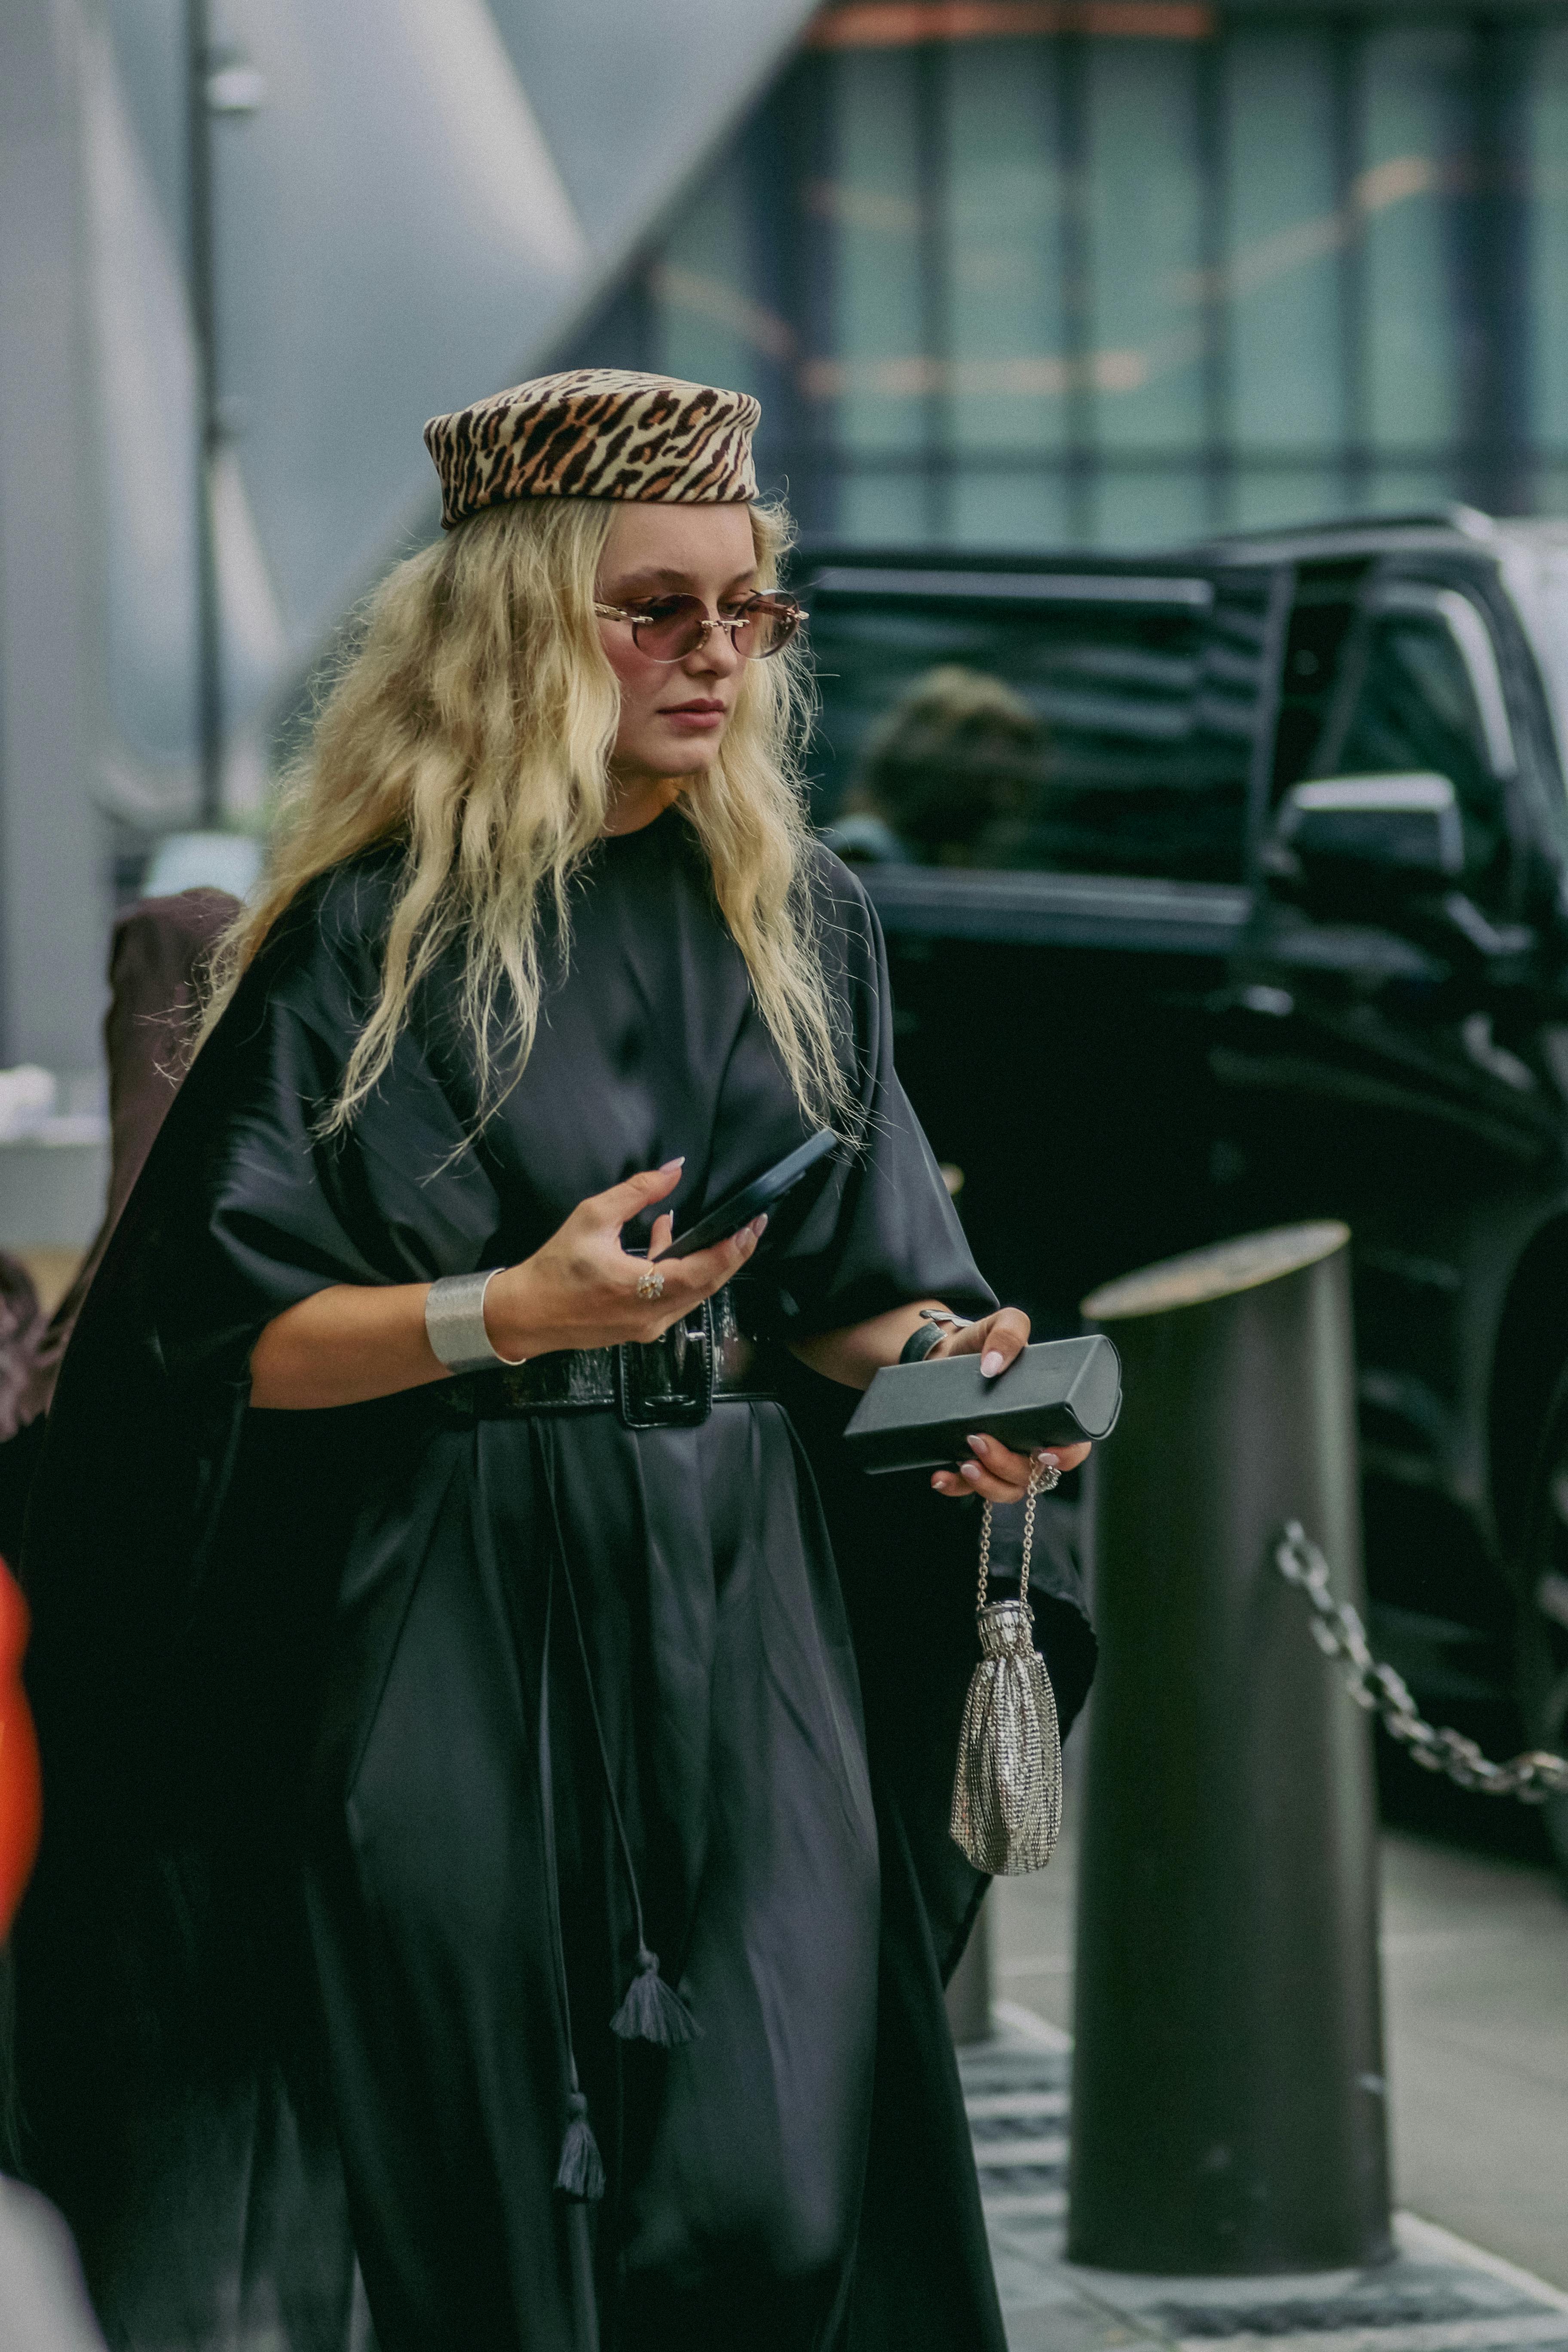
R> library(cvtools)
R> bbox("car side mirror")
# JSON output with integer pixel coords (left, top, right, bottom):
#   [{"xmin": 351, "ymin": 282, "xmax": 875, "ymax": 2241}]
[{"xmin": 1264, "ymin": 772, "xmax": 1465, "ymax": 888}]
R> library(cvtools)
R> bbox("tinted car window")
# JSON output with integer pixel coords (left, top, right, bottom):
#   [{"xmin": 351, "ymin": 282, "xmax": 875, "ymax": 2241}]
[
  {"xmin": 805, "ymin": 574, "xmax": 1274, "ymax": 884},
  {"xmin": 1314, "ymin": 612, "xmax": 1503, "ymax": 876}
]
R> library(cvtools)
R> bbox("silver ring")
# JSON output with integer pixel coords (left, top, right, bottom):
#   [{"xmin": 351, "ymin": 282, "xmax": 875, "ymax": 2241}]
[
  {"xmin": 1030, "ymin": 1456, "xmax": 1062, "ymax": 1494},
  {"xmin": 636, "ymin": 1265, "xmax": 666, "ymax": 1302}
]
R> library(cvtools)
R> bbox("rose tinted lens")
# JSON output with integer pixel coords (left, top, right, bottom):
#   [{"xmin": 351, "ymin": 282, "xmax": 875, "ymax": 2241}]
[
  {"xmin": 634, "ymin": 597, "xmax": 709, "ymax": 658},
  {"xmin": 735, "ymin": 598, "xmax": 801, "ymax": 658},
  {"xmin": 632, "ymin": 594, "xmax": 802, "ymax": 660}
]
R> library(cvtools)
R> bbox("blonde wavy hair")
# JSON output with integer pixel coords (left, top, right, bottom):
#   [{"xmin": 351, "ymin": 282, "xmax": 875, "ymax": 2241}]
[{"xmin": 199, "ymin": 496, "xmax": 855, "ymax": 1140}]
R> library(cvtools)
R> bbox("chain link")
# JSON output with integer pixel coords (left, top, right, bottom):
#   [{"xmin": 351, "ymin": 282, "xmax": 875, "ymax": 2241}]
[
  {"xmin": 976, "ymin": 1457, "xmax": 1060, "ymax": 1615},
  {"xmin": 1275, "ymin": 1521, "xmax": 1568, "ymax": 1802}
]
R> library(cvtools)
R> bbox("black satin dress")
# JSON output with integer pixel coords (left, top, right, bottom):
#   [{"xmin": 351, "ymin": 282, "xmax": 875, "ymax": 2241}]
[{"xmin": 15, "ymin": 811, "xmax": 1096, "ymax": 2352}]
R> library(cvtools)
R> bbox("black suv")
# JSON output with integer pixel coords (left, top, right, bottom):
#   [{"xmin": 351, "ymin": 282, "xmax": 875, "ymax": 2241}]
[{"xmin": 794, "ymin": 511, "xmax": 1568, "ymax": 1866}]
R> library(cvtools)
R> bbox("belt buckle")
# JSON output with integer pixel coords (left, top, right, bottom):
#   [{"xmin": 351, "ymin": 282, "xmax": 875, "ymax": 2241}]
[{"xmin": 614, "ymin": 1296, "xmax": 715, "ymax": 1430}]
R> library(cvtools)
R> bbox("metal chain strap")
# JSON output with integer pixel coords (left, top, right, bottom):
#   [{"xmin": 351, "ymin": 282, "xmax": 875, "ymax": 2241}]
[
  {"xmin": 976, "ymin": 1458, "xmax": 1059, "ymax": 1615},
  {"xmin": 1275, "ymin": 1520, "xmax": 1568, "ymax": 1802}
]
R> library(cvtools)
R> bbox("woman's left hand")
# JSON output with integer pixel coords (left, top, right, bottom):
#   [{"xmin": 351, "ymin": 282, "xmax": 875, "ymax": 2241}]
[{"xmin": 928, "ymin": 1306, "xmax": 1093, "ymax": 1505}]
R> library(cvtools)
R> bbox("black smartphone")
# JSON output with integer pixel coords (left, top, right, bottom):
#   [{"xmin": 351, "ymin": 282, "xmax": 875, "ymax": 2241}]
[{"xmin": 659, "ymin": 1129, "xmax": 840, "ymax": 1260}]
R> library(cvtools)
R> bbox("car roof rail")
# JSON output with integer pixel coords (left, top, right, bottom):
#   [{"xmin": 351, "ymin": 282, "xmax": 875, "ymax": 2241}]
[
  {"xmin": 793, "ymin": 508, "xmax": 1500, "ymax": 577},
  {"xmin": 1202, "ymin": 503, "xmax": 1496, "ymax": 547}
]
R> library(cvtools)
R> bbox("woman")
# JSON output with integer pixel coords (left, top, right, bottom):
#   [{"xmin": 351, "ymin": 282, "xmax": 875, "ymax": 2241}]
[{"xmin": 17, "ymin": 370, "xmax": 1093, "ymax": 2352}]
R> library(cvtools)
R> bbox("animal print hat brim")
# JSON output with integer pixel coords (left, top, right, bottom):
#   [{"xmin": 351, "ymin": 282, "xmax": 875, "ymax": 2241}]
[{"xmin": 423, "ymin": 368, "xmax": 761, "ymax": 530}]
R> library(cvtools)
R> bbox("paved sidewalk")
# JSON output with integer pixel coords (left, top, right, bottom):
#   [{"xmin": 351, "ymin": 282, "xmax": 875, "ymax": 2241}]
[
  {"xmin": 992, "ymin": 1779, "xmax": 1568, "ymax": 2289},
  {"xmin": 964, "ymin": 2013, "xmax": 1568, "ymax": 2352}
]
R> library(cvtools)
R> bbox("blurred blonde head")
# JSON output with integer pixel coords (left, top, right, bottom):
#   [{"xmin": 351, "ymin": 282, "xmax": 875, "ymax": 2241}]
[
  {"xmin": 851, "ymin": 663, "xmax": 1041, "ymax": 864},
  {"xmin": 200, "ymin": 496, "xmax": 853, "ymax": 1137}
]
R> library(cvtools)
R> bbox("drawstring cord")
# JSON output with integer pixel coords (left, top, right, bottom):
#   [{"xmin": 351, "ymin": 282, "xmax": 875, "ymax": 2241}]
[
  {"xmin": 537, "ymin": 1554, "xmax": 606, "ymax": 2202},
  {"xmin": 536, "ymin": 1435, "xmax": 700, "ymax": 2050},
  {"xmin": 526, "ymin": 1426, "xmax": 603, "ymax": 2352}
]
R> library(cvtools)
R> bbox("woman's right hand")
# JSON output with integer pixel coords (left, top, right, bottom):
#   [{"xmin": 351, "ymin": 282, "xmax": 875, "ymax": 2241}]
[
  {"xmin": 250, "ymin": 1163, "xmax": 757, "ymax": 1412},
  {"xmin": 482, "ymin": 1159, "xmax": 763, "ymax": 1360}
]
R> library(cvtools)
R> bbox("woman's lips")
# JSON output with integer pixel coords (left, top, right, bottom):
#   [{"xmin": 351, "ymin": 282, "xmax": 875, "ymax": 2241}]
[{"xmin": 660, "ymin": 701, "xmax": 726, "ymax": 730}]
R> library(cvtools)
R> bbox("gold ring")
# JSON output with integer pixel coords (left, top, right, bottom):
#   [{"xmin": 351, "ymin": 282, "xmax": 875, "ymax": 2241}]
[{"xmin": 636, "ymin": 1266, "xmax": 666, "ymax": 1302}]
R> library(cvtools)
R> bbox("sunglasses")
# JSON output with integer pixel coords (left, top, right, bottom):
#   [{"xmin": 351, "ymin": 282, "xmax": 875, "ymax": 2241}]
[{"xmin": 593, "ymin": 591, "xmax": 805, "ymax": 664}]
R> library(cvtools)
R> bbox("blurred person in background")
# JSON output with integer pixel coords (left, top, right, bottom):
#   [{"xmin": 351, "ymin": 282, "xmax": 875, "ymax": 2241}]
[
  {"xmin": 0, "ymin": 1259, "xmax": 45, "ymax": 1535},
  {"xmin": 0, "ymin": 1557, "xmax": 106, "ymax": 2352},
  {"xmin": 823, "ymin": 664, "xmax": 1043, "ymax": 868},
  {"xmin": 0, "ymin": 893, "xmax": 233, "ymax": 2347},
  {"xmin": 15, "ymin": 371, "xmax": 1092, "ymax": 2352},
  {"xmin": 0, "ymin": 889, "xmax": 238, "ymax": 1562}
]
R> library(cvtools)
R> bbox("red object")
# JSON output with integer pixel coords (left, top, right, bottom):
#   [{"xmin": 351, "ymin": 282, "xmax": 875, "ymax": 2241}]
[{"xmin": 0, "ymin": 1557, "xmax": 41, "ymax": 1936}]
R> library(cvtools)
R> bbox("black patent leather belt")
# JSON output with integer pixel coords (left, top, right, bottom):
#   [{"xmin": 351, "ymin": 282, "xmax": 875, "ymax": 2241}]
[{"xmin": 440, "ymin": 1285, "xmax": 777, "ymax": 1431}]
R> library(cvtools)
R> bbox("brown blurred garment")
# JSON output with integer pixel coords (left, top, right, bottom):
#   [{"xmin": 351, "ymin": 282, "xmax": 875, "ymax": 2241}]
[
  {"xmin": 0, "ymin": 1257, "xmax": 45, "ymax": 1449},
  {"xmin": 5, "ymin": 889, "xmax": 237, "ymax": 1436}
]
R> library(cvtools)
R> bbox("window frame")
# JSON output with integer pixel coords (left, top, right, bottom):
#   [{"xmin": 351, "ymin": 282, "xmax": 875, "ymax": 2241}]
[
  {"xmin": 1315, "ymin": 587, "xmax": 1515, "ymax": 783},
  {"xmin": 1303, "ymin": 575, "xmax": 1528, "ymax": 905}
]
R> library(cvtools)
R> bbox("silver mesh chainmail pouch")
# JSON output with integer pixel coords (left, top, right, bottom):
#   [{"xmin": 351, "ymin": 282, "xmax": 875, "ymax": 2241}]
[{"xmin": 949, "ymin": 1461, "xmax": 1064, "ymax": 1876}]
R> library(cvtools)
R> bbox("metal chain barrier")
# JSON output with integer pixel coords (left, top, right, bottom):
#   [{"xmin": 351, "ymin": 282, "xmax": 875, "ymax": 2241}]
[{"xmin": 1274, "ymin": 1520, "xmax": 1568, "ymax": 1802}]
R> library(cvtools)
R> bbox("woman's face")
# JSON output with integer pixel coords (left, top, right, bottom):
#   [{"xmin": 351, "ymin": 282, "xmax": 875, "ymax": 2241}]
[{"xmin": 595, "ymin": 502, "xmax": 759, "ymax": 787}]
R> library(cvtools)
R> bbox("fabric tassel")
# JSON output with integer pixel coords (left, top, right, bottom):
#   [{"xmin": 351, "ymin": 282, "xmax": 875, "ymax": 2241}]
[
  {"xmin": 609, "ymin": 1945, "xmax": 701, "ymax": 2046},
  {"xmin": 555, "ymin": 2090, "xmax": 606, "ymax": 2201},
  {"xmin": 949, "ymin": 1479, "xmax": 1064, "ymax": 1876},
  {"xmin": 539, "ymin": 1457, "xmax": 700, "ymax": 2053}
]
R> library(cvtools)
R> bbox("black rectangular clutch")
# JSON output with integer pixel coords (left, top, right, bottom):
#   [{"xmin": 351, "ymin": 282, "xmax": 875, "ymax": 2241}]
[{"xmin": 842, "ymin": 1333, "xmax": 1122, "ymax": 1475}]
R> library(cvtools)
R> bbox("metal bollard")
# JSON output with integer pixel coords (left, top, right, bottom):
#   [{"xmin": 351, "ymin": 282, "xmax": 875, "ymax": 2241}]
[{"xmin": 1068, "ymin": 1223, "xmax": 1390, "ymax": 2275}]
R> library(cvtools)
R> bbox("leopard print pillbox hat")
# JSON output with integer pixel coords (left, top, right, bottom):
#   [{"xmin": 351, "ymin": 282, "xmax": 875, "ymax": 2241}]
[{"xmin": 423, "ymin": 367, "xmax": 761, "ymax": 530}]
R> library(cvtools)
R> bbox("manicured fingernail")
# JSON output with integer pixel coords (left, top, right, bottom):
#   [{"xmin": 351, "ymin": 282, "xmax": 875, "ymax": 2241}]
[
  {"xmin": 967, "ymin": 1433, "xmax": 988, "ymax": 1455},
  {"xmin": 1033, "ymin": 1448, "xmax": 1060, "ymax": 1467},
  {"xmin": 660, "ymin": 1157, "xmax": 685, "ymax": 1172},
  {"xmin": 960, "ymin": 1460, "xmax": 983, "ymax": 1482},
  {"xmin": 980, "ymin": 1350, "xmax": 1005, "ymax": 1377},
  {"xmin": 750, "ymin": 1213, "xmax": 768, "ymax": 1237}
]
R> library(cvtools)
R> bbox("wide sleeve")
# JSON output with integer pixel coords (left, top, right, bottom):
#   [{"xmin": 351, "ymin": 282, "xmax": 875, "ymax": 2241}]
[
  {"xmin": 757, "ymin": 854, "xmax": 1095, "ymax": 1975},
  {"xmin": 13, "ymin": 889, "xmax": 239, "ymax": 1432},
  {"xmin": 148, "ymin": 866, "xmax": 504, "ymax": 1396},
  {"xmin": 20, "ymin": 866, "xmax": 502, "ymax": 1798},
  {"xmin": 755, "ymin": 852, "xmax": 997, "ymax": 1339}
]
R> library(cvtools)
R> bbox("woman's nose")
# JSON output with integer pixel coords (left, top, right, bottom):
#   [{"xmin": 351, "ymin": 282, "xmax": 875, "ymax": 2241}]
[{"xmin": 686, "ymin": 621, "xmax": 741, "ymax": 679}]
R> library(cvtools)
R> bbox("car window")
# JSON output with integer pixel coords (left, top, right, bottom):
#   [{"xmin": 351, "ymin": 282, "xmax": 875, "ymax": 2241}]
[
  {"xmin": 805, "ymin": 574, "xmax": 1275, "ymax": 885},
  {"xmin": 1312, "ymin": 611, "xmax": 1504, "ymax": 877}
]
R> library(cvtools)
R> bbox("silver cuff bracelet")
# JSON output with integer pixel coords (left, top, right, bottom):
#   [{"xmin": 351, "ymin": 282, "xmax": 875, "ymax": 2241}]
[{"xmin": 424, "ymin": 1269, "xmax": 526, "ymax": 1375}]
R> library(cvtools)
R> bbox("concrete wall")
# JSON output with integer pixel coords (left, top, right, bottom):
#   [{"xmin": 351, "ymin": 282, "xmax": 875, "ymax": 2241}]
[
  {"xmin": 0, "ymin": 0, "xmax": 108, "ymax": 1075},
  {"xmin": 0, "ymin": 0, "xmax": 830, "ymax": 1102}
]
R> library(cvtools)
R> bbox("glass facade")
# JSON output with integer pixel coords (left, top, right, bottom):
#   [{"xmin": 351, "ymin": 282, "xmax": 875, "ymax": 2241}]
[{"xmin": 569, "ymin": 0, "xmax": 1568, "ymax": 547}]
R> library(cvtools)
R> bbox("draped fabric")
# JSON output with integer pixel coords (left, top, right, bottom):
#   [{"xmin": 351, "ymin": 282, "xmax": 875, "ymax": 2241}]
[
  {"xmin": 16, "ymin": 810, "xmax": 1093, "ymax": 2352},
  {"xmin": 0, "ymin": 891, "xmax": 238, "ymax": 1566}
]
